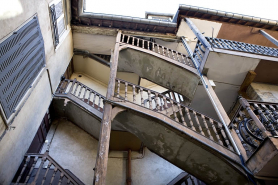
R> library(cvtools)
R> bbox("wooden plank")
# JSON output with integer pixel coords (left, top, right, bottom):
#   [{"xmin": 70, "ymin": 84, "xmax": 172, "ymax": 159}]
[
  {"xmin": 239, "ymin": 70, "xmax": 257, "ymax": 94},
  {"xmin": 93, "ymin": 31, "xmax": 122, "ymax": 185}
]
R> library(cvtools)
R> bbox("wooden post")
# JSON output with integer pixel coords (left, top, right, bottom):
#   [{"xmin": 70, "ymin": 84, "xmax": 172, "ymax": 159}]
[
  {"xmin": 239, "ymin": 70, "xmax": 256, "ymax": 98},
  {"xmin": 203, "ymin": 76, "xmax": 248, "ymax": 160},
  {"xmin": 93, "ymin": 30, "xmax": 122, "ymax": 185}
]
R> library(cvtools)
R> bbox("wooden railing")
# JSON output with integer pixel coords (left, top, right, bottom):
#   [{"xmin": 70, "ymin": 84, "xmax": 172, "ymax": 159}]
[
  {"xmin": 120, "ymin": 34, "xmax": 195, "ymax": 68},
  {"xmin": 56, "ymin": 79, "xmax": 105, "ymax": 112},
  {"xmin": 167, "ymin": 172, "xmax": 205, "ymax": 185},
  {"xmin": 12, "ymin": 152, "xmax": 84, "ymax": 185},
  {"xmin": 230, "ymin": 97, "xmax": 278, "ymax": 157},
  {"xmin": 115, "ymin": 78, "xmax": 235, "ymax": 151}
]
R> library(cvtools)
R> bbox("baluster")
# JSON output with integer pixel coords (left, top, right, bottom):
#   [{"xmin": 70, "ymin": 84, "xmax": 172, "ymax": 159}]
[
  {"xmin": 148, "ymin": 90, "xmax": 152, "ymax": 109},
  {"xmin": 157, "ymin": 44, "xmax": 160, "ymax": 54},
  {"xmin": 98, "ymin": 96, "xmax": 101, "ymax": 110},
  {"xmin": 127, "ymin": 36, "xmax": 130, "ymax": 44},
  {"xmin": 147, "ymin": 41, "xmax": 150, "ymax": 50},
  {"xmin": 92, "ymin": 93, "xmax": 96, "ymax": 107},
  {"xmin": 117, "ymin": 80, "xmax": 120, "ymax": 98},
  {"xmin": 152, "ymin": 43, "xmax": 155, "ymax": 52},
  {"xmin": 24, "ymin": 156, "xmax": 39, "ymax": 183},
  {"xmin": 78, "ymin": 85, "xmax": 83, "ymax": 97},
  {"xmin": 142, "ymin": 40, "xmax": 145, "ymax": 49},
  {"xmin": 73, "ymin": 83, "xmax": 79, "ymax": 96},
  {"xmin": 121, "ymin": 34, "xmax": 125, "ymax": 42},
  {"xmin": 155, "ymin": 93, "xmax": 160, "ymax": 111},
  {"xmin": 176, "ymin": 52, "xmax": 180, "ymax": 62},
  {"xmin": 192, "ymin": 111, "xmax": 205, "ymax": 135},
  {"xmin": 41, "ymin": 161, "xmax": 52, "ymax": 185},
  {"xmin": 163, "ymin": 96, "xmax": 169, "ymax": 116},
  {"xmin": 57, "ymin": 80, "xmax": 65, "ymax": 93},
  {"xmin": 171, "ymin": 50, "xmax": 176, "ymax": 60},
  {"xmin": 49, "ymin": 167, "xmax": 58, "ymax": 185},
  {"xmin": 170, "ymin": 100, "xmax": 179, "ymax": 122},
  {"xmin": 68, "ymin": 79, "xmax": 77, "ymax": 94},
  {"xmin": 16, "ymin": 156, "xmax": 30, "ymax": 184},
  {"xmin": 181, "ymin": 54, "xmax": 186, "ymax": 64},
  {"xmin": 162, "ymin": 47, "xmax": 165, "ymax": 56},
  {"xmin": 167, "ymin": 49, "xmax": 171, "ymax": 58},
  {"xmin": 140, "ymin": 88, "xmax": 144, "ymax": 106},
  {"xmin": 201, "ymin": 115, "xmax": 213, "ymax": 140},
  {"xmin": 132, "ymin": 85, "xmax": 136, "ymax": 103},
  {"xmin": 57, "ymin": 172, "xmax": 64, "ymax": 185},
  {"xmin": 82, "ymin": 87, "xmax": 87, "ymax": 101},
  {"xmin": 184, "ymin": 107, "xmax": 196, "ymax": 131},
  {"xmin": 32, "ymin": 156, "xmax": 46, "ymax": 183},
  {"xmin": 160, "ymin": 97, "xmax": 164, "ymax": 111},
  {"xmin": 125, "ymin": 82, "xmax": 128, "ymax": 101},
  {"xmin": 218, "ymin": 123, "xmax": 234, "ymax": 151},
  {"xmin": 86, "ymin": 90, "xmax": 92, "ymax": 104},
  {"xmin": 209, "ymin": 119, "xmax": 223, "ymax": 145},
  {"xmin": 132, "ymin": 37, "xmax": 135, "ymax": 45},
  {"xmin": 178, "ymin": 104, "xmax": 186, "ymax": 126},
  {"xmin": 137, "ymin": 38, "xmax": 139, "ymax": 47}
]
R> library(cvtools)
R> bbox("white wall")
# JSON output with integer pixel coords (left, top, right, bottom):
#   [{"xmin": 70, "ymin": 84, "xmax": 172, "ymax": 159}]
[{"xmin": 0, "ymin": 0, "xmax": 73, "ymax": 183}]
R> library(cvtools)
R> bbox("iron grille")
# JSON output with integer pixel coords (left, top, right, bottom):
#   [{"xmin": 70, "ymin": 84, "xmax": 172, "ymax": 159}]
[{"xmin": 0, "ymin": 16, "xmax": 45, "ymax": 119}]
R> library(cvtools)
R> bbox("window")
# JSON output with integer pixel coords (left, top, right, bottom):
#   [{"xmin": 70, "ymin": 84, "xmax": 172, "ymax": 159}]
[{"xmin": 49, "ymin": 0, "xmax": 68, "ymax": 49}]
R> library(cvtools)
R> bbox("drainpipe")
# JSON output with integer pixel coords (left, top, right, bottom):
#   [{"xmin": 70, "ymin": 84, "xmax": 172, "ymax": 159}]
[
  {"xmin": 126, "ymin": 149, "xmax": 132, "ymax": 185},
  {"xmin": 181, "ymin": 38, "xmax": 256, "ymax": 184}
]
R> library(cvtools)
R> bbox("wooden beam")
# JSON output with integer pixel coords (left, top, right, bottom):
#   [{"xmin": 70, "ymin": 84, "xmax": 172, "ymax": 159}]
[
  {"xmin": 93, "ymin": 30, "xmax": 122, "ymax": 185},
  {"xmin": 239, "ymin": 70, "xmax": 257, "ymax": 96}
]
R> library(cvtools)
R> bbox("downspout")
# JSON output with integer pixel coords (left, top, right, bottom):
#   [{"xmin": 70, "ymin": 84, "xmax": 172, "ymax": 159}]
[
  {"xmin": 181, "ymin": 37, "xmax": 255, "ymax": 183},
  {"xmin": 126, "ymin": 149, "xmax": 132, "ymax": 185}
]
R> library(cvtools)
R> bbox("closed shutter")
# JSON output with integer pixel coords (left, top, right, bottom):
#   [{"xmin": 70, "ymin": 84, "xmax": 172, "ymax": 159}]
[
  {"xmin": 50, "ymin": 0, "xmax": 66, "ymax": 48},
  {"xmin": 0, "ymin": 16, "xmax": 45, "ymax": 119}
]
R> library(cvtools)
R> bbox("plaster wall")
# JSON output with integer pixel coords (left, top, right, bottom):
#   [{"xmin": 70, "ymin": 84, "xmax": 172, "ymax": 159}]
[
  {"xmin": 48, "ymin": 119, "xmax": 183, "ymax": 185},
  {"xmin": 0, "ymin": 0, "xmax": 73, "ymax": 183},
  {"xmin": 247, "ymin": 83, "xmax": 278, "ymax": 103}
]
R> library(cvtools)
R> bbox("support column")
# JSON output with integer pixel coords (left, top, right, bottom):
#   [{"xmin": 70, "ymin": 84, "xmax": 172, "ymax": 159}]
[
  {"xmin": 203, "ymin": 76, "xmax": 248, "ymax": 160},
  {"xmin": 93, "ymin": 30, "xmax": 122, "ymax": 185},
  {"xmin": 259, "ymin": 30, "xmax": 278, "ymax": 47}
]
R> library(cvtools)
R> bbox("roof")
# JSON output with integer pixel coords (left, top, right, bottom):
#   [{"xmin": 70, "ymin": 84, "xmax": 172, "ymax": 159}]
[{"xmin": 177, "ymin": 4, "xmax": 278, "ymax": 31}]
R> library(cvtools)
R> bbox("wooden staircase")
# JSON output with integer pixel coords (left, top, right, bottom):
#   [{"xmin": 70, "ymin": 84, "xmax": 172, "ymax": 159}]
[
  {"xmin": 11, "ymin": 152, "xmax": 84, "ymax": 185},
  {"xmin": 53, "ymin": 79, "xmax": 249, "ymax": 184}
]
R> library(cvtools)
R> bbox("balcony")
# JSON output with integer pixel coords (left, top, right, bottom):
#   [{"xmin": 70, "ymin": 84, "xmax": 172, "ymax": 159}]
[{"xmin": 230, "ymin": 97, "xmax": 278, "ymax": 179}]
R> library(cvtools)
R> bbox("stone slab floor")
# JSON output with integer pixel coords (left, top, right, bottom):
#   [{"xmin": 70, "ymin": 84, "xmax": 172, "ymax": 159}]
[{"xmin": 43, "ymin": 119, "xmax": 183, "ymax": 185}]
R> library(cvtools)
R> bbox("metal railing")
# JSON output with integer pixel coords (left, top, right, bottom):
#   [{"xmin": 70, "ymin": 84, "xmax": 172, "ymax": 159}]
[
  {"xmin": 206, "ymin": 37, "xmax": 278, "ymax": 57},
  {"xmin": 115, "ymin": 78, "xmax": 235, "ymax": 151},
  {"xmin": 56, "ymin": 79, "xmax": 105, "ymax": 113},
  {"xmin": 120, "ymin": 34, "xmax": 195, "ymax": 68},
  {"xmin": 230, "ymin": 97, "xmax": 278, "ymax": 157},
  {"xmin": 12, "ymin": 152, "xmax": 84, "ymax": 185}
]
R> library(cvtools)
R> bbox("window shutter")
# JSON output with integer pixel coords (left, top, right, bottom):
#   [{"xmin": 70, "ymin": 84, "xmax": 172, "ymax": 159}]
[{"xmin": 0, "ymin": 16, "xmax": 45, "ymax": 119}]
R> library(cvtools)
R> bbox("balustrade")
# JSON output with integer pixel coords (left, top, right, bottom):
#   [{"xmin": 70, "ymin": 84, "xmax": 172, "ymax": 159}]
[
  {"xmin": 230, "ymin": 97, "xmax": 278, "ymax": 157},
  {"xmin": 120, "ymin": 34, "xmax": 195, "ymax": 68},
  {"xmin": 56, "ymin": 79, "xmax": 105, "ymax": 112},
  {"xmin": 115, "ymin": 78, "xmax": 235, "ymax": 151}
]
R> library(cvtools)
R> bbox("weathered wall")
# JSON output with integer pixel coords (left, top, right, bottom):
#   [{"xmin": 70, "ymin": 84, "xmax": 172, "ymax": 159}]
[
  {"xmin": 247, "ymin": 83, "xmax": 278, "ymax": 103},
  {"xmin": 0, "ymin": 0, "xmax": 73, "ymax": 183},
  {"xmin": 47, "ymin": 119, "xmax": 183, "ymax": 185}
]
